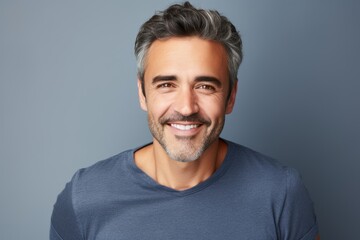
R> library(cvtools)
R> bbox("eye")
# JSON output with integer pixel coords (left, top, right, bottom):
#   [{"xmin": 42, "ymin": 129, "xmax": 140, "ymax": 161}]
[
  {"xmin": 157, "ymin": 82, "xmax": 174, "ymax": 88},
  {"xmin": 196, "ymin": 84, "xmax": 216, "ymax": 91}
]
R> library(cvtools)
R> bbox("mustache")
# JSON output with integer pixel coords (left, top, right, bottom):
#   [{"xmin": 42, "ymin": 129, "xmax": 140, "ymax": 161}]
[{"xmin": 160, "ymin": 112, "xmax": 210, "ymax": 125}]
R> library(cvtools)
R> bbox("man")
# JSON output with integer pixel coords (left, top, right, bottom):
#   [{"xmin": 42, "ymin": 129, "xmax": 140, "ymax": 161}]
[{"xmin": 51, "ymin": 2, "xmax": 319, "ymax": 239}]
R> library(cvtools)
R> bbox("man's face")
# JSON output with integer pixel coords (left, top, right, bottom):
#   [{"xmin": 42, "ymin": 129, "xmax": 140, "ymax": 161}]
[{"xmin": 138, "ymin": 37, "xmax": 237, "ymax": 162}]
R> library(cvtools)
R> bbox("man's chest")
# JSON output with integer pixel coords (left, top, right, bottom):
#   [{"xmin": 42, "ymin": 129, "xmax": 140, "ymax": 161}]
[{"xmin": 79, "ymin": 195, "xmax": 279, "ymax": 240}]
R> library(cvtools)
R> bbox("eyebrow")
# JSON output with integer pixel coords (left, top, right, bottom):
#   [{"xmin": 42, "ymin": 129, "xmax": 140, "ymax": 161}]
[
  {"xmin": 152, "ymin": 75, "xmax": 222, "ymax": 87},
  {"xmin": 152, "ymin": 75, "xmax": 177, "ymax": 84}
]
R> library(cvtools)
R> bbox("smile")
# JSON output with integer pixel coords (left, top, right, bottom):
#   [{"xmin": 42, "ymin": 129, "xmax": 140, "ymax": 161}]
[{"xmin": 170, "ymin": 123, "xmax": 200, "ymax": 131}]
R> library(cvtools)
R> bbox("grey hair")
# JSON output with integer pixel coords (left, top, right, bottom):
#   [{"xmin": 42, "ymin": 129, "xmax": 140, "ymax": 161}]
[{"xmin": 134, "ymin": 1, "xmax": 243, "ymax": 96}]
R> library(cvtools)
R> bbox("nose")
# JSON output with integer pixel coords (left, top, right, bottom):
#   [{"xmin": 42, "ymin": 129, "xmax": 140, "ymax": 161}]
[{"xmin": 173, "ymin": 88, "xmax": 199, "ymax": 116}]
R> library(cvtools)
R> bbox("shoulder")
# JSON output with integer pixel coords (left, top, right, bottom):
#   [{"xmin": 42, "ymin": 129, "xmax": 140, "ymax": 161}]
[
  {"xmin": 76, "ymin": 149, "xmax": 133, "ymax": 180},
  {"xmin": 227, "ymin": 140, "xmax": 311, "ymax": 191},
  {"xmin": 62, "ymin": 148, "xmax": 140, "ymax": 203},
  {"xmin": 225, "ymin": 140, "xmax": 318, "ymax": 238},
  {"xmin": 224, "ymin": 140, "xmax": 314, "ymax": 213},
  {"xmin": 53, "ymin": 148, "xmax": 135, "ymax": 213},
  {"xmin": 53, "ymin": 147, "xmax": 134, "ymax": 198},
  {"xmin": 51, "ymin": 148, "xmax": 135, "ymax": 238},
  {"xmin": 226, "ymin": 140, "xmax": 289, "ymax": 181}
]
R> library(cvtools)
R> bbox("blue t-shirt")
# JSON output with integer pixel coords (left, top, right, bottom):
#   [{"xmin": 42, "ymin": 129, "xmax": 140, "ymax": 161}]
[{"xmin": 51, "ymin": 140, "xmax": 318, "ymax": 239}]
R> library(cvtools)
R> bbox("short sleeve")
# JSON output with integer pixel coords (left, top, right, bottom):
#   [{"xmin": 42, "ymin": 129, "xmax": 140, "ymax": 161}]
[
  {"xmin": 50, "ymin": 173, "xmax": 83, "ymax": 240},
  {"xmin": 279, "ymin": 167, "xmax": 318, "ymax": 240}
]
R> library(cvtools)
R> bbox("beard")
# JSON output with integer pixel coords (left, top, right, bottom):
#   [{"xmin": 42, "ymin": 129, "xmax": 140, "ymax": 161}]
[{"xmin": 147, "ymin": 112, "xmax": 225, "ymax": 162}]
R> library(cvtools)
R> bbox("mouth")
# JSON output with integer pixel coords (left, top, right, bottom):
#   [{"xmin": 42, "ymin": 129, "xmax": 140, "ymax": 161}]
[
  {"xmin": 166, "ymin": 122, "xmax": 203, "ymax": 137},
  {"xmin": 170, "ymin": 123, "xmax": 201, "ymax": 131},
  {"xmin": 161, "ymin": 113, "xmax": 209, "ymax": 137}
]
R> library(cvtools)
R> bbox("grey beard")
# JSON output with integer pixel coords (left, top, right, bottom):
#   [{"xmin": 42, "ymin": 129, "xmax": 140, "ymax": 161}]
[{"xmin": 163, "ymin": 137, "xmax": 205, "ymax": 163}]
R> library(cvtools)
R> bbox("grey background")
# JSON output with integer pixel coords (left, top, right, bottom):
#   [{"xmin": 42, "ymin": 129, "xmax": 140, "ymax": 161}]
[{"xmin": 0, "ymin": 0, "xmax": 359, "ymax": 239}]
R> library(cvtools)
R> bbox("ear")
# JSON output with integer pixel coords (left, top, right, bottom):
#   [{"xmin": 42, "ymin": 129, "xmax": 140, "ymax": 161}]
[
  {"xmin": 137, "ymin": 79, "xmax": 147, "ymax": 111},
  {"xmin": 225, "ymin": 80, "xmax": 237, "ymax": 114}
]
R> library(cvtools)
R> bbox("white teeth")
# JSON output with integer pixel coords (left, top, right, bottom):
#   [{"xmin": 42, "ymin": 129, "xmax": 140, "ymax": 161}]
[{"xmin": 171, "ymin": 124, "xmax": 199, "ymax": 131}]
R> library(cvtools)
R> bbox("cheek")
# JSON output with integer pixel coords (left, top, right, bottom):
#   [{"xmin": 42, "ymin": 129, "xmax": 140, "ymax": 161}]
[
  {"xmin": 198, "ymin": 97, "xmax": 227, "ymax": 118},
  {"xmin": 146, "ymin": 95, "xmax": 172, "ymax": 117}
]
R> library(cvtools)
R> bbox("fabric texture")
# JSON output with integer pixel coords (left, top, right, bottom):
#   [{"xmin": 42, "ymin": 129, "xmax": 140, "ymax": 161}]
[{"xmin": 50, "ymin": 140, "xmax": 318, "ymax": 239}]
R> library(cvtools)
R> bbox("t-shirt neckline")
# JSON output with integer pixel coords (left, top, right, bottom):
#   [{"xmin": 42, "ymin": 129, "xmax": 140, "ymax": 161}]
[{"xmin": 126, "ymin": 138, "xmax": 236, "ymax": 196}]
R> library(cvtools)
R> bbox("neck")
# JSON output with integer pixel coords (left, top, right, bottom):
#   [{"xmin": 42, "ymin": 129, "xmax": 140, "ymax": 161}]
[{"xmin": 135, "ymin": 139, "xmax": 227, "ymax": 191}]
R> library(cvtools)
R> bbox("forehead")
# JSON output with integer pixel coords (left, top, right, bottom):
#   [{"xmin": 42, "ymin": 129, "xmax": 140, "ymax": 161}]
[{"xmin": 144, "ymin": 37, "xmax": 229, "ymax": 81}]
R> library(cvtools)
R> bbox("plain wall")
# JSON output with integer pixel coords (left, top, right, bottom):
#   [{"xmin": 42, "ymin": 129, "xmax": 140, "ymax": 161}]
[{"xmin": 0, "ymin": 0, "xmax": 359, "ymax": 239}]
